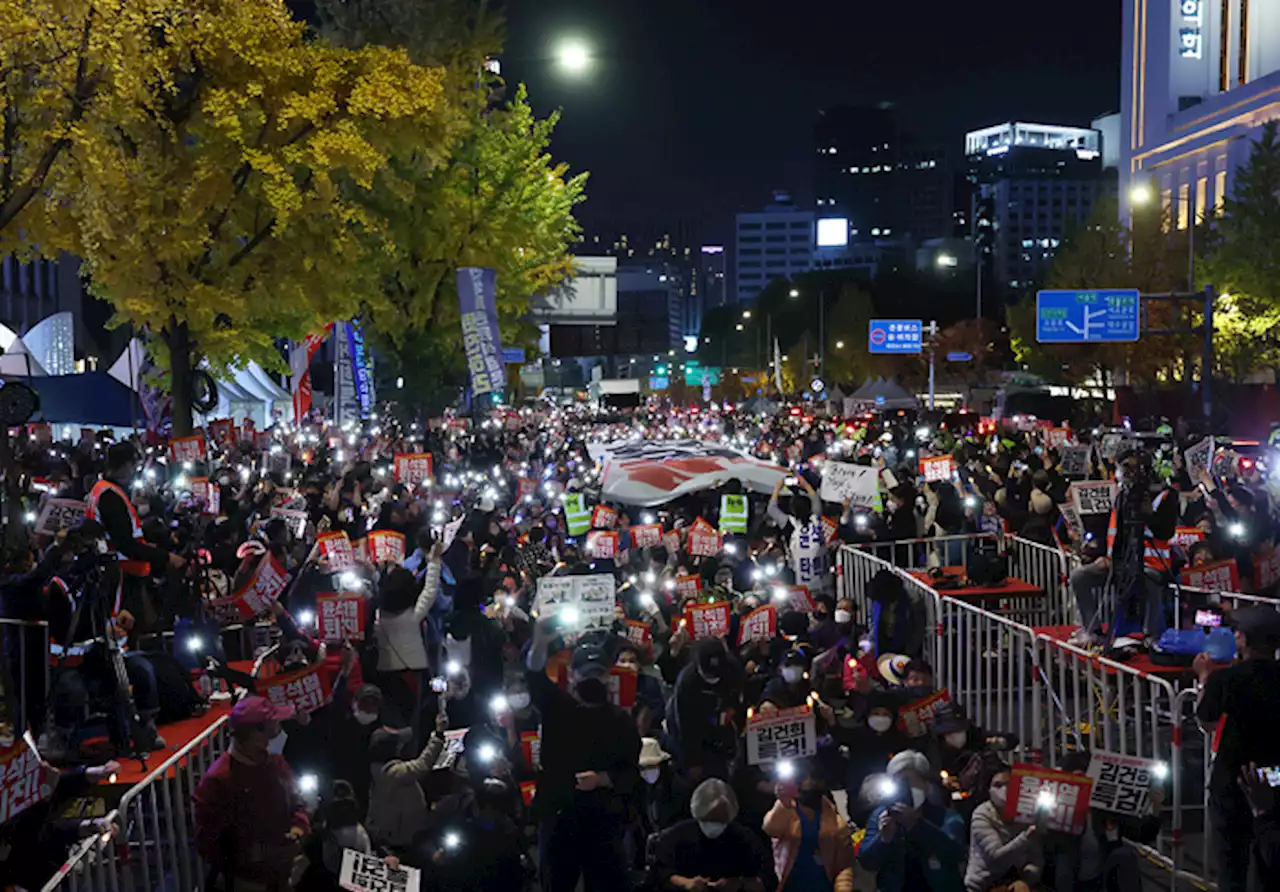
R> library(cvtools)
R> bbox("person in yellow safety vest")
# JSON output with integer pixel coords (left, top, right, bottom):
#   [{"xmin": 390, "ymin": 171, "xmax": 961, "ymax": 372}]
[
  {"xmin": 562, "ymin": 491, "xmax": 591, "ymax": 537},
  {"xmin": 719, "ymin": 491, "xmax": 749, "ymax": 535}
]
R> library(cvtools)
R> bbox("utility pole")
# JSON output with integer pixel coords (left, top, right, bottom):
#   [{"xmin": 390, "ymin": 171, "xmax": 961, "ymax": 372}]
[{"xmin": 927, "ymin": 319, "xmax": 938, "ymax": 409}]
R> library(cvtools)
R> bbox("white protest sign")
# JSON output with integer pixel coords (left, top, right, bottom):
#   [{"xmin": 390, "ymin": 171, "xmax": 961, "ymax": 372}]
[
  {"xmin": 820, "ymin": 462, "xmax": 880, "ymax": 508},
  {"xmin": 270, "ymin": 507, "xmax": 309, "ymax": 539},
  {"xmin": 1070, "ymin": 481, "xmax": 1117, "ymax": 516},
  {"xmin": 1098, "ymin": 433, "xmax": 1126, "ymax": 460},
  {"xmin": 1184, "ymin": 437, "xmax": 1214, "ymax": 479},
  {"xmin": 1059, "ymin": 445, "xmax": 1090, "ymax": 478},
  {"xmin": 746, "ymin": 706, "xmax": 817, "ymax": 765},
  {"xmin": 534, "ymin": 574, "xmax": 617, "ymax": 631},
  {"xmin": 339, "ymin": 849, "xmax": 421, "ymax": 892},
  {"xmin": 1058, "ymin": 504, "xmax": 1082, "ymax": 540},
  {"xmin": 1085, "ymin": 751, "xmax": 1158, "ymax": 817},
  {"xmin": 34, "ymin": 498, "xmax": 86, "ymax": 536}
]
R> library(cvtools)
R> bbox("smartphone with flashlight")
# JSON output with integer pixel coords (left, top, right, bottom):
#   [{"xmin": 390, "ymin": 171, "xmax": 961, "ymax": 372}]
[
  {"xmin": 785, "ymin": 476, "xmax": 798, "ymax": 487},
  {"xmin": 430, "ymin": 677, "xmax": 448, "ymax": 694},
  {"xmin": 1195, "ymin": 609, "xmax": 1223, "ymax": 628},
  {"xmin": 1257, "ymin": 766, "xmax": 1280, "ymax": 787}
]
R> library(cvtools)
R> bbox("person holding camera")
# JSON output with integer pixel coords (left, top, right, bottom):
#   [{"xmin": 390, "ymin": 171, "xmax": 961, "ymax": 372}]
[{"xmin": 525, "ymin": 617, "xmax": 641, "ymax": 892}]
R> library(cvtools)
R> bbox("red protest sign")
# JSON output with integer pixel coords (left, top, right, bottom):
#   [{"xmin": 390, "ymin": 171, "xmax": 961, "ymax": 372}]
[
  {"xmin": 674, "ymin": 574, "xmax": 702, "ymax": 601},
  {"xmin": 688, "ymin": 530, "xmax": 721, "ymax": 558},
  {"xmin": 189, "ymin": 477, "xmax": 221, "ymax": 516},
  {"xmin": 785, "ymin": 585, "xmax": 815, "ymax": 613},
  {"xmin": 255, "ymin": 662, "xmax": 333, "ymax": 716},
  {"xmin": 394, "ymin": 452, "xmax": 433, "ymax": 486},
  {"xmin": 821, "ymin": 516, "xmax": 839, "ymax": 545},
  {"xmin": 919, "ymin": 455, "xmax": 954, "ymax": 483},
  {"xmin": 586, "ymin": 531, "xmax": 620, "ymax": 560},
  {"xmin": 625, "ymin": 619, "xmax": 653, "ymax": 654},
  {"xmin": 208, "ymin": 419, "xmax": 237, "ymax": 449},
  {"xmin": 520, "ymin": 730, "xmax": 541, "ymax": 772},
  {"xmin": 1004, "ymin": 763, "xmax": 1094, "ymax": 835},
  {"xmin": 685, "ymin": 600, "xmax": 731, "ymax": 640},
  {"xmin": 519, "ymin": 780, "xmax": 536, "ymax": 807},
  {"xmin": 170, "ymin": 434, "xmax": 206, "ymax": 465},
  {"xmin": 318, "ymin": 531, "xmax": 356, "ymax": 573},
  {"xmin": 591, "ymin": 505, "xmax": 618, "ymax": 529},
  {"xmin": 316, "ymin": 592, "xmax": 365, "ymax": 641},
  {"xmin": 896, "ymin": 688, "xmax": 953, "ymax": 736},
  {"xmin": 630, "ymin": 523, "xmax": 663, "ymax": 549},
  {"xmin": 1172, "ymin": 527, "xmax": 1205, "ymax": 549},
  {"xmin": 691, "ymin": 517, "xmax": 716, "ymax": 536},
  {"xmin": 217, "ymin": 552, "xmax": 289, "ymax": 620},
  {"xmin": 517, "ymin": 478, "xmax": 536, "ymax": 502},
  {"xmin": 1180, "ymin": 559, "xmax": 1240, "ymax": 594},
  {"xmin": 737, "ymin": 605, "xmax": 777, "ymax": 645},
  {"xmin": 606, "ymin": 665, "xmax": 637, "ymax": 709},
  {"xmin": 663, "ymin": 530, "xmax": 681, "ymax": 555},
  {"xmin": 0, "ymin": 738, "xmax": 53, "ymax": 824},
  {"xmin": 368, "ymin": 530, "xmax": 406, "ymax": 565}
]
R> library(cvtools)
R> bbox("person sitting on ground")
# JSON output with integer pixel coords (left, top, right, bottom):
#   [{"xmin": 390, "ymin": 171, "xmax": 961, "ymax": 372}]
[
  {"xmin": 651, "ymin": 777, "xmax": 776, "ymax": 892},
  {"xmin": 963, "ymin": 767, "xmax": 1043, "ymax": 892}
]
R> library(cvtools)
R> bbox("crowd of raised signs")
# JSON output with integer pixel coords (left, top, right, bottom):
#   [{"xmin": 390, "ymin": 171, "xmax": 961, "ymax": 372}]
[{"xmin": 2, "ymin": 406, "xmax": 1280, "ymax": 892}]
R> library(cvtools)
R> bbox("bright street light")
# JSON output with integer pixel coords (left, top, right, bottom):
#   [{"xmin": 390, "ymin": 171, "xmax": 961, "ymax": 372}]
[
  {"xmin": 835, "ymin": 340, "xmax": 845, "ymax": 349},
  {"xmin": 1130, "ymin": 183, "xmax": 1154, "ymax": 205},
  {"xmin": 735, "ymin": 323, "xmax": 744, "ymax": 331},
  {"xmin": 556, "ymin": 40, "xmax": 592, "ymax": 74},
  {"xmin": 936, "ymin": 253, "xmax": 957, "ymax": 268},
  {"xmin": 789, "ymin": 288, "xmax": 800, "ymax": 298},
  {"xmin": 742, "ymin": 310, "xmax": 752, "ymax": 319}
]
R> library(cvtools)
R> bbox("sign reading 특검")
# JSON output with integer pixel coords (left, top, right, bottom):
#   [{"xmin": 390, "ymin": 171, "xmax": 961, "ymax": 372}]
[{"xmin": 746, "ymin": 705, "xmax": 817, "ymax": 765}]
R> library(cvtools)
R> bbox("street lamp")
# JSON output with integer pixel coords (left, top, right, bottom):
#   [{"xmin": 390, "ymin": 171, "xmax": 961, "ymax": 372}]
[
  {"xmin": 836, "ymin": 341, "xmax": 845, "ymax": 349},
  {"xmin": 936, "ymin": 253, "xmax": 957, "ymax": 269},
  {"xmin": 1129, "ymin": 182, "xmax": 1154, "ymax": 206},
  {"xmin": 555, "ymin": 40, "xmax": 592, "ymax": 74},
  {"xmin": 1130, "ymin": 181, "xmax": 1194, "ymax": 290},
  {"xmin": 742, "ymin": 310, "xmax": 752, "ymax": 319},
  {"xmin": 789, "ymin": 289, "xmax": 800, "ymax": 298}
]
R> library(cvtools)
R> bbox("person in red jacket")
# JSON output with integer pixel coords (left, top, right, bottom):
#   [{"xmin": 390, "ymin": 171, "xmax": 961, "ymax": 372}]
[{"xmin": 193, "ymin": 696, "xmax": 311, "ymax": 891}]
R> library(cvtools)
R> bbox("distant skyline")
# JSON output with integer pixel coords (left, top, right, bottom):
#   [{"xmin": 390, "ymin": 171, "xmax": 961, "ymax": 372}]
[{"xmin": 502, "ymin": 0, "xmax": 1121, "ymax": 242}]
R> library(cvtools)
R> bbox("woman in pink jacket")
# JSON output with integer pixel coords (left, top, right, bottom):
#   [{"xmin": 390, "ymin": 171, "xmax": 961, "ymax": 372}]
[{"xmin": 762, "ymin": 761, "xmax": 855, "ymax": 892}]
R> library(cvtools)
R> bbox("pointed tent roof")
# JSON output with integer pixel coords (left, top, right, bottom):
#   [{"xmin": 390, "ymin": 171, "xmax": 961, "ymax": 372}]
[{"xmin": 0, "ymin": 336, "xmax": 48, "ymax": 377}]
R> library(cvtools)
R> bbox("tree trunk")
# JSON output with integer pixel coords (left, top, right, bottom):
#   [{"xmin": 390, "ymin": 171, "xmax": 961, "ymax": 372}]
[{"xmin": 167, "ymin": 319, "xmax": 194, "ymax": 436}]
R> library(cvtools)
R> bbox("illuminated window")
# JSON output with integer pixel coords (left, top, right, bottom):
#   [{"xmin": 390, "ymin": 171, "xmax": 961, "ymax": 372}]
[
  {"xmin": 1177, "ymin": 184, "xmax": 1190, "ymax": 230},
  {"xmin": 1196, "ymin": 176, "xmax": 1208, "ymax": 222},
  {"xmin": 1214, "ymin": 170, "xmax": 1227, "ymax": 213}
]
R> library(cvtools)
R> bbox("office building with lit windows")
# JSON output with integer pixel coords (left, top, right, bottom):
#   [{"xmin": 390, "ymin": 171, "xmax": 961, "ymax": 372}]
[
  {"xmin": 733, "ymin": 191, "xmax": 814, "ymax": 303},
  {"xmin": 1121, "ymin": 0, "xmax": 1280, "ymax": 231},
  {"xmin": 965, "ymin": 122, "xmax": 1116, "ymax": 298}
]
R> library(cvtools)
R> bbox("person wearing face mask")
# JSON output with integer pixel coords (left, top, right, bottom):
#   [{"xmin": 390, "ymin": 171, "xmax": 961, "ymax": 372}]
[
  {"xmin": 328, "ymin": 683, "xmax": 385, "ymax": 810},
  {"xmin": 364, "ymin": 713, "xmax": 448, "ymax": 853},
  {"xmin": 636, "ymin": 737, "xmax": 687, "ymax": 835},
  {"xmin": 843, "ymin": 698, "xmax": 907, "ymax": 827},
  {"xmin": 858, "ymin": 750, "xmax": 966, "ymax": 892},
  {"xmin": 963, "ymin": 768, "xmax": 1044, "ymax": 892},
  {"xmin": 415, "ymin": 775, "xmax": 527, "ymax": 892},
  {"xmin": 193, "ymin": 696, "xmax": 311, "ymax": 891},
  {"xmin": 762, "ymin": 761, "xmax": 854, "ymax": 892},
  {"xmin": 653, "ymin": 778, "xmax": 775, "ymax": 892},
  {"xmin": 760, "ymin": 647, "xmax": 816, "ymax": 711},
  {"xmin": 931, "ymin": 705, "xmax": 1017, "ymax": 813},
  {"xmin": 525, "ymin": 621, "xmax": 641, "ymax": 892},
  {"xmin": 667, "ymin": 638, "xmax": 743, "ymax": 782},
  {"xmin": 616, "ymin": 642, "xmax": 666, "ymax": 737}
]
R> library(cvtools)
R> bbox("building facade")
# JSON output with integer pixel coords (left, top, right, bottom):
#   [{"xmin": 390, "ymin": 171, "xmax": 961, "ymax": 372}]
[
  {"xmin": 1121, "ymin": 0, "xmax": 1280, "ymax": 230},
  {"xmin": 965, "ymin": 122, "xmax": 1116, "ymax": 297},
  {"xmin": 733, "ymin": 191, "xmax": 814, "ymax": 303}
]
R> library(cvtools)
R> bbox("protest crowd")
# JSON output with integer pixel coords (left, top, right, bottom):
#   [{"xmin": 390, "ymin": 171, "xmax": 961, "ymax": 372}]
[{"xmin": 2, "ymin": 404, "xmax": 1280, "ymax": 892}]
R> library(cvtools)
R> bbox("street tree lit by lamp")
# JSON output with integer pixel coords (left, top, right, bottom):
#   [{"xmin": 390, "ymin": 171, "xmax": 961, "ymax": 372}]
[{"xmin": 1130, "ymin": 182, "xmax": 1154, "ymax": 205}]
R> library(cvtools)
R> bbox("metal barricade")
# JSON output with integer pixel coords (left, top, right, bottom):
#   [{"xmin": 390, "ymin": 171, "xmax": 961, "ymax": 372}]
[
  {"xmin": 850, "ymin": 533, "xmax": 1001, "ymax": 574},
  {"xmin": 1033, "ymin": 632, "xmax": 1191, "ymax": 890},
  {"xmin": 837, "ymin": 544, "xmax": 894, "ymax": 634},
  {"xmin": 1004, "ymin": 535, "xmax": 1075, "ymax": 627},
  {"xmin": 44, "ymin": 714, "xmax": 231, "ymax": 892},
  {"xmin": 933, "ymin": 594, "xmax": 1043, "ymax": 759}
]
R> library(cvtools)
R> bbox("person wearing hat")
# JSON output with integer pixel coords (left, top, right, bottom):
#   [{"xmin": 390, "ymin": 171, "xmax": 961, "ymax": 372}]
[
  {"xmin": 193, "ymin": 696, "xmax": 311, "ymax": 891},
  {"xmin": 760, "ymin": 646, "xmax": 818, "ymax": 712},
  {"xmin": 931, "ymin": 704, "xmax": 1016, "ymax": 818},
  {"xmin": 634, "ymin": 737, "xmax": 686, "ymax": 842},
  {"xmin": 1195, "ymin": 606, "xmax": 1280, "ymax": 892},
  {"xmin": 525, "ymin": 620, "xmax": 641, "ymax": 892},
  {"xmin": 666, "ymin": 637, "xmax": 743, "ymax": 782},
  {"xmin": 653, "ymin": 778, "xmax": 775, "ymax": 892}
]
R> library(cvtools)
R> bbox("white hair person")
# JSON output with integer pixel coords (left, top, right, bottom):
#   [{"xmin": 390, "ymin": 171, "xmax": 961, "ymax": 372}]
[{"xmin": 690, "ymin": 778, "xmax": 739, "ymax": 839}]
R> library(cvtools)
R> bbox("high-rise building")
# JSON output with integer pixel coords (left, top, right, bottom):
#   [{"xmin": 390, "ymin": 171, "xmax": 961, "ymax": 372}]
[
  {"xmin": 690, "ymin": 245, "xmax": 727, "ymax": 332},
  {"xmin": 813, "ymin": 106, "xmax": 899, "ymax": 240},
  {"xmin": 549, "ymin": 258, "xmax": 682, "ymax": 358},
  {"xmin": 1121, "ymin": 0, "xmax": 1280, "ymax": 229},
  {"xmin": 734, "ymin": 191, "xmax": 814, "ymax": 303},
  {"xmin": 965, "ymin": 122, "xmax": 1116, "ymax": 298}
]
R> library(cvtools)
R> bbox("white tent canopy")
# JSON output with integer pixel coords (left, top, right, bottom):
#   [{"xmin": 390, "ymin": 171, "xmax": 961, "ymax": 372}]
[{"xmin": 0, "ymin": 336, "xmax": 47, "ymax": 377}]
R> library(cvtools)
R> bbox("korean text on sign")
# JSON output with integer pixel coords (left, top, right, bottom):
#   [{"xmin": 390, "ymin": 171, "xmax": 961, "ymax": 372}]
[
  {"xmin": 339, "ymin": 848, "xmax": 421, "ymax": 892},
  {"xmin": 34, "ymin": 498, "xmax": 86, "ymax": 536},
  {"xmin": 1086, "ymin": 751, "xmax": 1157, "ymax": 817},
  {"xmin": 317, "ymin": 593, "xmax": 365, "ymax": 641},
  {"xmin": 585, "ymin": 531, "xmax": 619, "ymax": 559},
  {"xmin": 257, "ymin": 663, "xmax": 332, "ymax": 716},
  {"xmin": 674, "ymin": 574, "xmax": 702, "ymax": 601},
  {"xmin": 319, "ymin": 531, "xmax": 357, "ymax": 573},
  {"xmin": 688, "ymin": 530, "xmax": 720, "ymax": 558},
  {"xmin": 368, "ymin": 530, "xmax": 406, "ymax": 565},
  {"xmin": 0, "ymin": 739, "xmax": 52, "ymax": 824},
  {"xmin": 1070, "ymin": 481, "xmax": 1117, "ymax": 516},
  {"xmin": 1180, "ymin": 559, "xmax": 1239, "ymax": 594},
  {"xmin": 685, "ymin": 601, "xmax": 730, "ymax": 640},
  {"xmin": 1003, "ymin": 764, "xmax": 1094, "ymax": 835},
  {"xmin": 394, "ymin": 453, "xmax": 433, "ymax": 486},
  {"xmin": 169, "ymin": 434, "xmax": 206, "ymax": 465},
  {"xmin": 746, "ymin": 706, "xmax": 817, "ymax": 765},
  {"xmin": 225, "ymin": 552, "xmax": 289, "ymax": 619},
  {"xmin": 737, "ymin": 605, "xmax": 776, "ymax": 645},
  {"xmin": 896, "ymin": 688, "xmax": 953, "ymax": 737},
  {"xmin": 591, "ymin": 505, "xmax": 618, "ymax": 529},
  {"xmin": 919, "ymin": 456, "xmax": 954, "ymax": 483},
  {"xmin": 630, "ymin": 523, "xmax": 663, "ymax": 549}
]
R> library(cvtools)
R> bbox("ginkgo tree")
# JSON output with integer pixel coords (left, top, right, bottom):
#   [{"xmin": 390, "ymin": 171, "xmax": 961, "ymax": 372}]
[{"xmin": 52, "ymin": 0, "xmax": 454, "ymax": 431}]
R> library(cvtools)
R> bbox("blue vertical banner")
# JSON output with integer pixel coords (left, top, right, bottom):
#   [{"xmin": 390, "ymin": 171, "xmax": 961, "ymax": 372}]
[
  {"xmin": 456, "ymin": 267, "xmax": 506, "ymax": 396},
  {"xmin": 345, "ymin": 320, "xmax": 374, "ymax": 419}
]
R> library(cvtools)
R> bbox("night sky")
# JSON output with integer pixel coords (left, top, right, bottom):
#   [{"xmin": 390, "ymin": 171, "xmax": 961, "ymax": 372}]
[{"xmin": 502, "ymin": 0, "xmax": 1122, "ymax": 242}]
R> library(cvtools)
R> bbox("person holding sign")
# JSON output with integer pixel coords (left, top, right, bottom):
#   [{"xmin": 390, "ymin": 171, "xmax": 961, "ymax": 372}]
[
  {"xmin": 768, "ymin": 476, "xmax": 831, "ymax": 597},
  {"xmin": 963, "ymin": 768, "xmax": 1044, "ymax": 892}
]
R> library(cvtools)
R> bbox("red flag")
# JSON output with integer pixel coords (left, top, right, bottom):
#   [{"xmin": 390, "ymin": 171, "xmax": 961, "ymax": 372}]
[{"xmin": 291, "ymin": 324, "xmax": 334, "ymax": 421}]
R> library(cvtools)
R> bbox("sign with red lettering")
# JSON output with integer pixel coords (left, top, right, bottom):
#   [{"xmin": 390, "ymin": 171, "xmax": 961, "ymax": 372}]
[
  {"xmin": 318, "ymin": 531, "xmax": 356, "ymax": 573},
  {"xmin": 316, "ymin": 592, "xmax": 365, "ymax": 641},
  {"xmin": 674, "ymin": 574, "xmax": 702, "ymax": 601},
  {"xmin": 170, "ymin": 435, "xmax": 206, "ymax": 465},
  {"xmin": 394, "ymin": 453, "xmax": 433, "ymax": 486},
  {"xmin": 367, "ymin": 530, "xmax": 406, "ymax": 565},
  {"xmin": 256, "ymin": 662, "xmax": 333, "ymax": 716},
  {"xmin": 625, "ymin": 619, "xmax": 653, "ymax": 654},
  {"xmin": 1180, "ymin": 559, "xmax": 1240, "ymax": 594},
  {"xmin": 630, "ymin": 523, "xmax": 663, "ymax": 549},
  {"xmin": 520, "ymin": 730, "xmax": 541, "ymax": 772},
  {"xmin": 585, "ymin": 531, "xmax": 620, "ymax": 560},
  {"xmin": 1004, "ymin": 764, "xmax": 1094, "ymax": 835},
  {"xmin": 209, "ymin": 419, "xmax": 237, "ymax": 449},
  {"xmin": 0, "ymin": 738, "xmax": 53, "ymax": 824},
  {"xmin": 688, "ymin": 530, "xmax": 721, "ymax": 558},
  {"xmin": 737, "ymin": 605, "xmax": 777, "ymax": 645},
  {"xmin": 1172, "ymin": 527, "xmax": 1205, "ymax": 549},
  {"xmin": 920, "ymin": 456, "xmax": 954, "ymax": 483},
  {"xmin": 606, "ymin": 665, "xmax": 637, "ymax": 709},
  {"xmin": 685, "ymin": 600, "xmax": 731, "ymax": 640},
  {"xmin": 517, "ymin": 478, "xmax": 536, "ymax": 502},
  {"xmin": 896, "ymin": 688, "xmax": 953, "ymax": 736},
  {"xmin": 189, "ymin": 477, "xmax": 221, "ymax": 516},
  {"xmin": 591, "ymin": 505, "xmax": 618, "ymax": 529}
]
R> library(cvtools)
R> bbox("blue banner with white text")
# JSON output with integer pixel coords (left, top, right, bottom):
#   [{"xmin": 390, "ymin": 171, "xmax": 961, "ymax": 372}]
[{"xmin": 456, "ymin": 267, "xmax": 506, "ymax": 396}]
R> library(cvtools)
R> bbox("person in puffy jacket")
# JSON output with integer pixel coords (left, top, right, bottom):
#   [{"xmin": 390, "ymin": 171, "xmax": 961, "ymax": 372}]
[
  {"xmin": 365, "ymin": 713, "xmax": 446, "ymax": 852},
  {"xmin": 963, "ymin": 768, "xmax": 1043, "ymax": 892}
]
